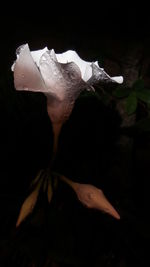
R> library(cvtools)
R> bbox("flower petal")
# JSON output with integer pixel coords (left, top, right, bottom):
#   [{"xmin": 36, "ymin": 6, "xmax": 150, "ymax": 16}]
[
  {"xmin": 39, "ymin": 50, "xmax": 67, "ymax": 101},
  {"xmin": 12, "ymin": 44, "xmax": 123, "ymax": 125},
  {"xmin": 13, "ymin": 44, "xmax": 47, "ymax": 93},
  {"xmin": 39, "ymin": 50, "xmax": 90, "ymax": 123},
  {"xmin": 83, "ymin": 64, "xmax": 93, "ymax": 82},
  {"xmin": 111, "ymin": 76, "xmax": 123, "ymax": 84},
  {"xmin": 56, "ymin": 50, "xmax": 92, "ymax": 81},
  {"xmin": 31, "ymin": 47, "xmax": 48, "ymax": 67},
  {"xmin": 87, "ymin": 63, "xmax": 123, "ymax": 85},
  {"xmin": 55, "ymin": 50, "xmax": 123, "ymax": 85}
]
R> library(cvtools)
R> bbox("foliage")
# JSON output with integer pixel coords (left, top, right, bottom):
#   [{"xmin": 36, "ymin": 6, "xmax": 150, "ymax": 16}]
[{"xmin": 113, "ymin": 79, "xmax": 150, "ymax": 116}]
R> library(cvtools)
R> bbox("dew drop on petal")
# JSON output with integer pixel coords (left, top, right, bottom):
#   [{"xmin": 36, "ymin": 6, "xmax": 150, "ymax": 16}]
[{"xmin": 16, "ymin": 44, "xmax": 26, "ymax": 56}]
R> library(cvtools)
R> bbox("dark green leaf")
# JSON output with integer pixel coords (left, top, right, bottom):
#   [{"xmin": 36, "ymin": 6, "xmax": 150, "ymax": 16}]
[
  {"xmin": 136, "ymin": 118, "xmax": 150, "ymax": 132},
  {"xmin": 136, "ymin": 89, "xmax": 150, "ymax": 104},
  {"xmin": 133, "ymin": 79, "xmax": 144, "ymax": 91},
  {"xmin": 113, "ymin": 86, "xmax": 130, "ymax": 98},
  {"xmin": 126, "ymin": 92, "xmax": 137, "ymax": 115}
]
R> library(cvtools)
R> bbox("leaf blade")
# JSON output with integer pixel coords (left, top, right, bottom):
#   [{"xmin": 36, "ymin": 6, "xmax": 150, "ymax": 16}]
[
  {"xmin": 126, "ymin": 92, "xmax": 137, "ymax": 115},
  {"xmin": 136, "ymin": 89, "xmax": 150, "ymax": 104},
  {"xmin": 60, "ymin": 175, "xmax": 120, "ymax": 220},
  {"xmin": 113, "ymin": 86, "xmax": 130, "ymax": 98}
]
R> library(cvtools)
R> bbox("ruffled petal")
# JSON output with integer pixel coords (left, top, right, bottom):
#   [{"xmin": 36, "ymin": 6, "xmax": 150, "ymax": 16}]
[
  {"xmin": 31, "ymin": 47, "xmax": 48, "ymax": 67},
  {"xmin": 13, "ymin": 44, "xmax": 47, "ymax": 92},
  {"xmin": 56, "ymin": 50, "xmax": 92, "ymax": 81},
  {"xmin": 87, "ymin": 63, "xmax": 123, "ymax": 85},
  {"xmin": 12, "ymin": 44, "xmax": 123, "ymax": 124},
  {"xmin": 55, "ymin": 50, "xmax": 123, "ymax": 85},
  {"xmin": 39, "ymin": 50, "xmax": 67, "ymax": 101},
  {"xmin": 39, "ymin": 50, "xmax": 89, "ymax": 123}
]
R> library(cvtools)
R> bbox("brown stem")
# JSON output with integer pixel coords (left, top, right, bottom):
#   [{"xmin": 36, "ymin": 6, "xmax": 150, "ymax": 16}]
[
  {"xmin": 47, "ymin": 122, "xmax": 62, "ymax": 173},
  {"xmin": 52, "ymin": 123, "xmax": 62, "ymax": 157},
  {"xmin": 60, "ymin": 175, "xmax": 76, "ymax": 189}
]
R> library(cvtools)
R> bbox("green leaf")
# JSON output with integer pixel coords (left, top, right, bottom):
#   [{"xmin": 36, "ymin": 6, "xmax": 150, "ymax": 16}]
[
  {"xmin": 136, "ymin": 89, "xmax": 150, "ymax": 104},
  {"xmin": 136, "ymin": 118, "xmax": 150, "ymax": 132},
  {"xmin": 126, "ymin": 92, "xmax": 138, "ymax": 115},
  {"xmin": 133, "ymin": 79, "xmax": 144, "ymax": 91},
  {"xmin": 113, "ymin": 86, "xmax": 130, "ymax": 98}
]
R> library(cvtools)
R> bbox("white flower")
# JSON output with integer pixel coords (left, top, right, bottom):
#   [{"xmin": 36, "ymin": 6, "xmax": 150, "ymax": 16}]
[
  {"xmin": 12, "ymin": 44, "xmax": 123, "ymax": 125},
  {"xmin": 12, "ymin": 45, "xmax": 122, "ymax": 223}
]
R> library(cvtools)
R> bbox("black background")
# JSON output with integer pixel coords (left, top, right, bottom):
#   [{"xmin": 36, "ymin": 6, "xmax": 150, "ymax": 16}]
[{"xmin": 1, "ymin": 3, "xmax": 150, "ymax": 64}]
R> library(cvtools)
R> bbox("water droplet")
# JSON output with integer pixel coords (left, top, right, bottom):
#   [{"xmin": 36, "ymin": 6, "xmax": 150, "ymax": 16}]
[{"xmin": 16, "ymin": 44, "xmax": 26, "ymax": 56}]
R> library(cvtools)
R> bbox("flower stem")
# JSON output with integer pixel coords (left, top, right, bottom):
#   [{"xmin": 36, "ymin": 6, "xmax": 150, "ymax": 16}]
[
  {"xmin": 52, "ymin": 123, "xmax": 62, "ymax": 157},
  {"xmin": 47, "ymin": 122, "xmax": 62, "ymax": 173},
  {"xmin": 60, "ymin": 175, "xmax": 77, "ymax": 190}
]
